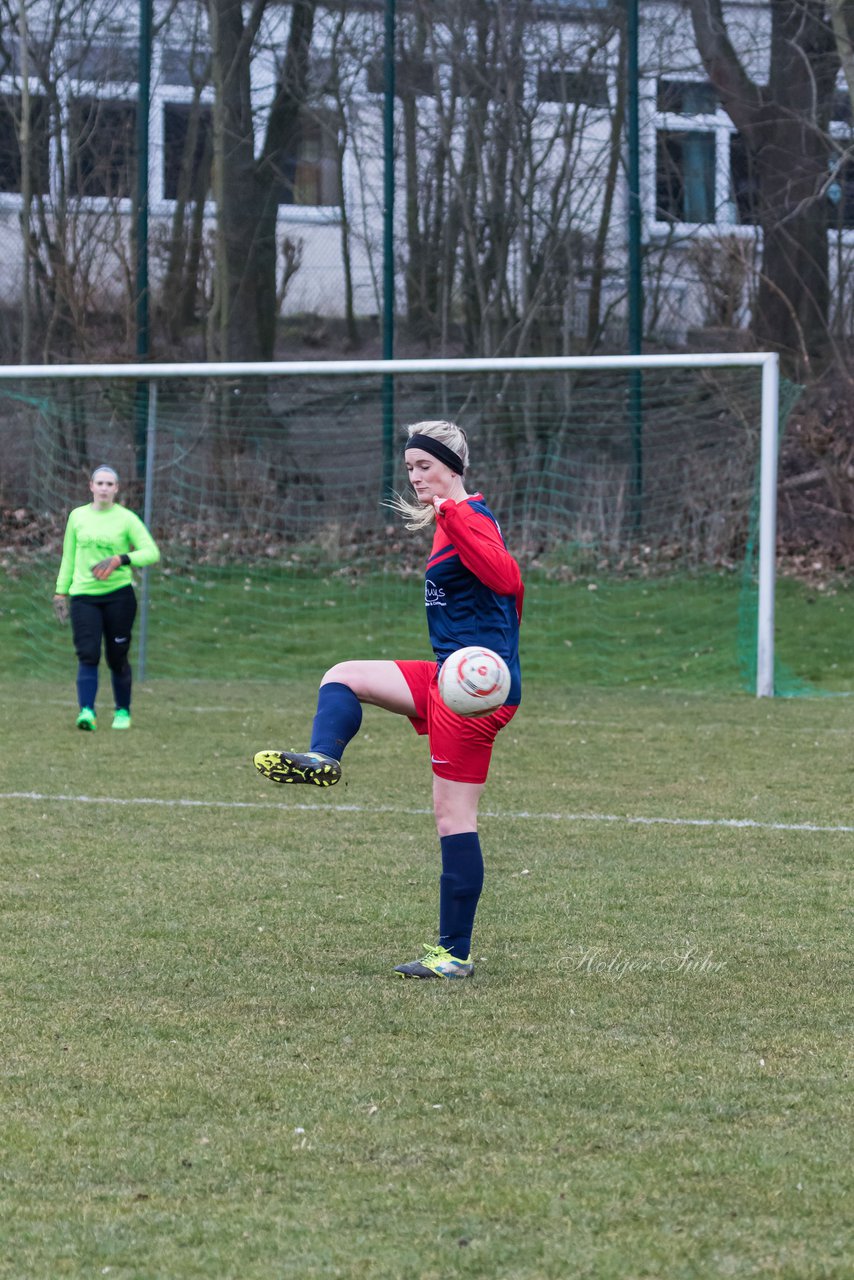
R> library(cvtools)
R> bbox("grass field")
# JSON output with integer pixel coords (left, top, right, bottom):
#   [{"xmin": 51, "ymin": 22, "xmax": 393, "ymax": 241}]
[
  {"xmin": 4, "ymin": 565, "xmax": 854, "ymax": 693},
  {"xmin": 1, "ymin": 666, "xmax": 852, "ymax": 1278}
]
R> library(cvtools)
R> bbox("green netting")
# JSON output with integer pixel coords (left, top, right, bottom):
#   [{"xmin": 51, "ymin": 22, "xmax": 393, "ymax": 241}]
[{"xmin": 0, "ymin": 362, "xmax": 830, "ymax": 693}]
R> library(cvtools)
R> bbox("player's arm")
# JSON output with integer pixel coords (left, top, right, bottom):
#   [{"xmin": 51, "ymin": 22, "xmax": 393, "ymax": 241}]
[
  {"xmin": 434, "ymin": 499, "xmax": 522, "ymax": 596},
  {"xmin": 55, "ymin": 513, "xmax": 77, "ymax": 595},
  {"xmin": 91, "ymin": 514, "xmax": 160, "ymax": 579},
  {"xmin": 124, "ymin": 512, "xmax": 160, "ymax": 568}
]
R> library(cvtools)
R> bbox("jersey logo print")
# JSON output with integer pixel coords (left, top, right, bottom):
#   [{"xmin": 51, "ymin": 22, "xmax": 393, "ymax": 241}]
[{"xmin": 425, "ymin": 578, "xmax": 446, "ymax": 607}]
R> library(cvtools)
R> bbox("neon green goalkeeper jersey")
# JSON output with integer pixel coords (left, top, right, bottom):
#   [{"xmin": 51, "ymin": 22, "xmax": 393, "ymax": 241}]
[{"xmin": 55, "ymin": 504, "xmax": 160, "ymax": 596}]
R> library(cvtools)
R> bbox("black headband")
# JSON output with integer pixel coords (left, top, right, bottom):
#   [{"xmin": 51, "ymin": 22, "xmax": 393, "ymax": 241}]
[{"xmin": 404, "ymin": 433, "xmax": 465, "ymax": 475}]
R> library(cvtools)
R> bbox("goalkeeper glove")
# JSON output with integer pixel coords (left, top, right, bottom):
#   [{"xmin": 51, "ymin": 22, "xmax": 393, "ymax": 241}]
[{"xmin": 91, "ymin": 555, "xmax": 121, "ymax": 580}]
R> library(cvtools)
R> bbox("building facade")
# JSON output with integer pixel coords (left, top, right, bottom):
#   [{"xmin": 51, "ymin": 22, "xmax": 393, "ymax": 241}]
[{"xmin": 0, "ymin": 0, "xmax": 851, "ymax": 355}]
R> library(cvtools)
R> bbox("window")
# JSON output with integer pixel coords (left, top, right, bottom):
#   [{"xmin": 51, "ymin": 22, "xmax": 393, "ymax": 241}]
[
  {"xmin": 827, "ymin": 157, "xmax": 854, "ymax": 229},
  {"xmin": 366, "ymin": 57, "xmax": 435, "ymax": 97},
  {"xmin": 832, "ymin": 89, "xmax": 852, "ymax": 125},
  {"xmin": 657, "ymin": 79, "xmax": 718, "ymax": 116},
  {"xmin": 162, "ymin": 48, "xmax": 210, "ymax": 88},
  {"xmin": 272, "ymin": 52, "xmax": 335, "ymax": 96},
  {"xmin": 161, "ymin": 105, "xmax": 339, "ymax": 208},
  {"xmin": 0, "ymin": 93, "xmax": 51, "ymax": 194},
  {"xmin": 163, "ymin": 102, "xmax": 213, "ymax": 200},
  {"xmin": 271, "ymin": 113, "xmax": 341, "ymax": 207},
  {"xmin": 2, "ymin": 39, "xmax": 18, "ymax": 76},
  {"xmin": 69, "ymin": 96, "xmax": 137, "ymax": 197},
  {"xmin": 656, "ymin": 129, "xmax": 715, "ymax": 223},
  {"xmin": 67, "ymin": 41, "xmax": 138, "ymax": 84},
  {"xmin": 307, "ymin": 56, "xmax": 335, "ymax": 96},
  {"xmin": 829, "ymin": 81, "xmax": 854, "ymax": 226},
  {"xmin": 655, "ymin": 78, "xmax": 719, "ymax": 225},
  {"xmin": 538, "ymin": 67, "xmax": 609, "ymax": 108},
  {"xmin": 654, "ymin": 77, "xmax": 758, "ymax": 228}
]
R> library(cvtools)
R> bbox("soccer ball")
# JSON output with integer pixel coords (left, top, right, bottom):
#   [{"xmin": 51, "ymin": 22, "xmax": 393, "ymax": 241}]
[{"xmin": 438, "ymin": 645, "xmax": 511, "ymax": 716}]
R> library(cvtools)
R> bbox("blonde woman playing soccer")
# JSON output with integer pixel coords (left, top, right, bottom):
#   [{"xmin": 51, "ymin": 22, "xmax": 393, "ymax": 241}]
[{"xmin": 254, "ymin": 421, "xmax": 523, "ymax": 979}]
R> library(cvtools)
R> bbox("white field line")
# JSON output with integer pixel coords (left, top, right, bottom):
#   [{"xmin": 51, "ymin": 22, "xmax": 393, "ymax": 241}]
[
  {"xmin": 1, "ymin": 791, "xmax": 852, "ymax": 834},
  {"xmin": 0, "ymin": 697, "xmax": 246, "ymax": 713},
  {"xmin": 2, "ymin": 696, "xmax": 854, "ymax": 733}
]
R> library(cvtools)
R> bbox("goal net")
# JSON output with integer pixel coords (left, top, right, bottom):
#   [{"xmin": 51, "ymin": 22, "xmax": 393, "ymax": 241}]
[{"xmin": 1, "ymin": 355, "xmax": 791, "ymax": 694}]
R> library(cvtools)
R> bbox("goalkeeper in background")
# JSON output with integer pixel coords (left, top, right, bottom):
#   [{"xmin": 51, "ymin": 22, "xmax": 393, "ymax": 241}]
[
  {"xmin": 253, "ymin": 420, "xmax": 523, "ymax": 981},
  {"xmin": 53, "ymin": 465, "xmax": 160, "ymax": 731}
]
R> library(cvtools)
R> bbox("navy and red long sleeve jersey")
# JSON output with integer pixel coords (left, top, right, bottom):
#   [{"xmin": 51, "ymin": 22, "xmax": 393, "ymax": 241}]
[{"xmin": 424, "ymin": 494, "xmax": 524, "ymax": 705}]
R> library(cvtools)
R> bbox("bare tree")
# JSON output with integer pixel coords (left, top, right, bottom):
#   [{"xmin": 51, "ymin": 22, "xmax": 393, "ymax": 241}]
[
  {"xmin": 320, "ymin": 7, "xmax": 366, "ymax": 348},
  {"xmin": 208, "ymin": 0, "xmax": 316, "ymax": 360},
  {"xmin": 687, "ymin": 0, "xmax": 839, "ymax": 369},
  {"xmin": 392, "ymin": 0, "xmax": 623, "ymax": 356},
  {"xmin": 156, "ymin": 3, "xmax": 213, "ymax": 344},
  {"xmin": 0, "ymin": 0, "xmax": 144, "ymax": 362}
]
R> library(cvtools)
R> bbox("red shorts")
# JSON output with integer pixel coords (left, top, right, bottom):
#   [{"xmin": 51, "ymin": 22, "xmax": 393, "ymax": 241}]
[{"xmin": 395, "ymin": 659, "xmax": 518, "ymax": 784}]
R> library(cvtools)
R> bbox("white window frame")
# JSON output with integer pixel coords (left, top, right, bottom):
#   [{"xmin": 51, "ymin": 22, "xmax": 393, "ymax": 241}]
[
  {"xmin": 0, "ymin": 31, "xmax": 343, "ymax": 225},
  {"xmin": 646, "ymin": 75, "xmax": 754, "ymax": 239},
  {"xmin": 149, "ymin": 40, "xmax": 215, "ymax": 213}
]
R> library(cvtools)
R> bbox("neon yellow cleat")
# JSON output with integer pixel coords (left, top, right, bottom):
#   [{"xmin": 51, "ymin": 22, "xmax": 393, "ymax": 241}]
[
  {"xmin": 394, "ymin": 944, "xmax": 474, "ymax": 979},
  {"xmin": 112, "ymin": 710, "xmax": 131, "ymax": 730},
  {"xmin": 76, "ymin": 707, "xmax": 96, "ymax": 731},
  {"xmin": 253, "ymin": 749, "xmax": 341, "ymax": 787}
]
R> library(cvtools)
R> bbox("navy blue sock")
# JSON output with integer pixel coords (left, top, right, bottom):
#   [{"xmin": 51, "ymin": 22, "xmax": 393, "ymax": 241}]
[
  {"xmin": 76, "ymin": 662, "xmax": 99, "ymax": 711},
  {"xmin": 309, "ymin": 682, "xmax": 363, "ymax": 760},
  {"xmin": 111, "ymin": 665, "xmax": 132, "ymax": 712},
  {"xmin": 438, "ymin": 831, "xmax": 484, "ymax": 960}
]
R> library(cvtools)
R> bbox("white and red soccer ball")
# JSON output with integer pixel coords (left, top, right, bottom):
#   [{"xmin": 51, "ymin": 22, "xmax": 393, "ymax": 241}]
[{"xmin": 438, "ymin": 645, "xmax": 511, "ymax": 716}]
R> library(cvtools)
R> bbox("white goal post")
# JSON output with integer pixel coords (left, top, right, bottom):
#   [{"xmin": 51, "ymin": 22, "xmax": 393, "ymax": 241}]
[{"xmin": 1, "ymin": 352, "xmax": 780, "ymax": 696}]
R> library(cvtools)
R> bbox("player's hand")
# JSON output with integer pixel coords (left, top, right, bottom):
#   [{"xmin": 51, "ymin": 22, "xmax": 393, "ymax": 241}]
[
  {"xmin": 91, "ymin": 555, "xmax": 121, "ymax": 580},
  {"xmin": 52, "ymin": 594, "xmax": 69, "ymax": 625},
  {"xmin": 432, "ymin": 496, "xmax": 450, "ymax": 514}
]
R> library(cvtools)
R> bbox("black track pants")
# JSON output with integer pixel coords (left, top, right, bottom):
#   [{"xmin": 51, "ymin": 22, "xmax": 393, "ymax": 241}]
[{"xmin": 70, "ymin": 585, "xmax": 138, "ymax": 674}]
